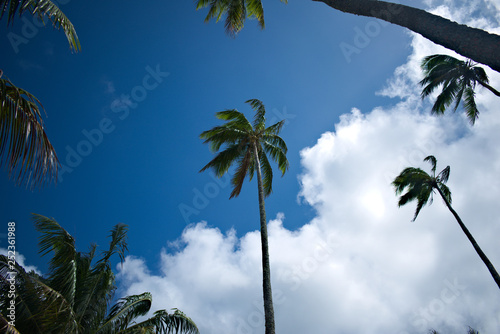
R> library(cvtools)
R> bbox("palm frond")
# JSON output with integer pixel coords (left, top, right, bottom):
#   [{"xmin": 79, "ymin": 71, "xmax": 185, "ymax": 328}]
[
  {"xmin": 199, "ymin": 143, "xmax": 244, "ymax": 177},
  {"xmin": 97, "ymin": 292, "xmax": 152, "ymax": 333},
  {"xmin": 125, "ymin": 308, "xmax": 199, "ymax": 334},
  {"xmin": 259, "ymin": 148, "xmax": 273, "ymax": 196},
  {"xmin": 230, "ymin": 147, "xmax": 252, "ymax": 198},
  {"xmin": 32, "ymin": 214, "xmax": 77, "ymax": 307},
  {"xmin": 0, "ymin": 0, "xmax": 80, "ymax": 52},
  {"xmin": 437, "ymin": 165, "xmax": 450, "ymax": 184},
  {"xmin": 424, "ymin": 155, "xmax": 437, "ymax": 176},
  {"xmin": 463, "ymin": 85, "xmax": 479, "ymax": 124},
  {"xmin": 246, "ymin": 98, "xmax": 266, "ymax": 131},
  {"xmin": 0, "ymin": 75, "xmax": 59, "ymax": 189}
]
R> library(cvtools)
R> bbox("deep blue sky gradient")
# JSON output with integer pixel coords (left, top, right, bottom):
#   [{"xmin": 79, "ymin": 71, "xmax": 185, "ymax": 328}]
[{"xmin": 0, "ymin": 0, "xmax": 410, "ymax": 274}]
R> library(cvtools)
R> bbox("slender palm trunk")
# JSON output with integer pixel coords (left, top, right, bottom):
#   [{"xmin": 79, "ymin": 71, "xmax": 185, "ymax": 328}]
[
  {"xmin": 253, "ymin": 143, "xmax": 276, "ymax": 334},
  {"xmin": 477, "ymin": 80, "xmax": 500, "ymax": 97},
  {"xmin": 314, "ymin": 0, "xmax": 500, "ymax": 73},
  {"xmin": 435, "ymin": 187, "xmax": 500, "ymax": 290}
]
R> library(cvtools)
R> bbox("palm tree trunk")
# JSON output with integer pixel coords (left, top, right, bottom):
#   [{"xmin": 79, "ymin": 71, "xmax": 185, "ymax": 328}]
[
  {"xmin": 435, "ymin": 187, "xmax": 500, "ymax": 290},
  {"xmin": 477, "ymin": 80, "xmax": 500, "ymax": 97},
  {"xmin": 253, "ymin": 143, "xmax": 276, "ymax": 334},
  {"xmin": 314, "ymin": 0, "xmax": 500, "ymax": 73}
]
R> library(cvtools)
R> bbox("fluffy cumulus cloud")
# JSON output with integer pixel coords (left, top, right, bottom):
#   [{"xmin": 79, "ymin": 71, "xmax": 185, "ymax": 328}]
[{"xmin": 117, "ymin": 1, "xmax": 500, "ymax": 333}]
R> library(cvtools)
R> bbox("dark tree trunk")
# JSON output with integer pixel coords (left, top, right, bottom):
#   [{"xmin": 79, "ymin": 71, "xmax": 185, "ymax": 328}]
[
  {"xmin": 435, "ymin": 186, "xmax": 500, "ymax": 290},
  {"xmin": 253, "ymin": 143, "xmax": 276, "ymax": 334},
  {"xmin": 315, "ymin": 0, "xmax": 500, "ymax": 73}
]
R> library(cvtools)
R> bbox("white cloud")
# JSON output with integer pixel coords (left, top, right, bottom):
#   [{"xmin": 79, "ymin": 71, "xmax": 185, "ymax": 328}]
[
  {"xmin": 0, "ymin": 248, "xmax": 41, "ymax": 275},
  {"xmin": 117, "ymin": 1, "xmax": 500, "ymax": 333}
]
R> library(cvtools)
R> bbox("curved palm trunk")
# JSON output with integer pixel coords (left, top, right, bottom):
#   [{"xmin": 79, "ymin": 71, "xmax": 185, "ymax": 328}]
[
  {"xmin": 435, "ymin": 187, "xmax": 500, "ymax": 290},
  {"xmin": 314, "ymin": 0, "xmax": 500, "ymax": 73},
  {"xmin": 253, "ymin": 143, "xmax": 276, "ymax": 334},
  {"xmin": 477, "ymin": 80, "xmax": 500, "ymax": 97}
]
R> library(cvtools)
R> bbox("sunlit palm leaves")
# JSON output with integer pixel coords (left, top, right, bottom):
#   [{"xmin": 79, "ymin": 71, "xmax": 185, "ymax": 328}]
[
  {"xmin": 196, "ymin": 0, "xmax": 287, "ymax": 36},
  {"xmin": 0, "ymin": 214, "xmax": 199, "ymax": 334},
  {"xmin": 0, "ymin": 0, "xmax": 80, "ymax": 51},
  {"xmin": 0, "ymin": 75, "xmax": 59, "ymax": 189},
  {"xmin": 420, "ymin": 54, "xmax": 500, "ymax": 124},
  {"xmin": 200, "ymin": 98, "xmax": 289, "ymax": 199}
]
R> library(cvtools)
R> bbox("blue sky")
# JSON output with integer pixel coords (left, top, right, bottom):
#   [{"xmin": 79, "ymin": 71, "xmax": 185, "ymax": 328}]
[{"xmin": 2, "ymin": 0, "xmax": 500, "ymax": 333}]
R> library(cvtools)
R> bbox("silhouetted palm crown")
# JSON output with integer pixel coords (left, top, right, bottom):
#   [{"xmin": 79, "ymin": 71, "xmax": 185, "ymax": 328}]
[
  {"xmin": 200, "ymin": 99, "xmax": 289, "ymax": 198},
  {"xmin": 420, "ymin": 54, "xmax": 500, "ymax": 125},
  {"xmin": 392, "ymin": 155, "xmax": 451, "ymax": 221},
  {"xmin": 195, "ymin": 0, "xmax": 287, "ymax": 36}
]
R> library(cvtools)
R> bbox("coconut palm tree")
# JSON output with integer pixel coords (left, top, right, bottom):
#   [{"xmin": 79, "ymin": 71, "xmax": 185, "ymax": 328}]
[
  {"xmin": 195, "ymin": 0, "xmax": 500, "ymax": 73},
  {"xmin": 1, "ymin": 0, "xmax": 80, "ymax": 189},
  {"xmin": 200, "ymin": 99, "xmax": 289, "ymax": 334},
  {"xmin": 392, "ymin": 155, "xmax": 500, "ymax": 290},
  {"xmin": 0, "ymin": 214, "xmax": 199, "ymax": 334},
  {"xmin": 420, "ymin": 54, "xmax": 500, "ymax": 125}
]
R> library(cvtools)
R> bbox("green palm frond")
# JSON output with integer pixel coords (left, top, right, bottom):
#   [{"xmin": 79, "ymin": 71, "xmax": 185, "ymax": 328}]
[
  {"xmin": 0, "ymin": 75, "xmax": 59, "ymax": 189},
  {"xmin": 33, "ymin": 214, "xmax": 77, "ymax": 307},
  {"xmin": 195, "ymin": 0, "xmax": 286, "ymax": 36},
  {"xmin": 247, "ymin": 98, "xmax": 266, "ymax": 131},
  {"xmin": 200, "ymin": 143, "xmax": 243, "ymax": 177},
  {"xmin": 259, "ymin": 148, "xmax": 273, "ymax": 196},
  {"xmin": 423, "ymin": 155, "xmax": 437, "ymax": 176},
  {"xmin": 0, "ymin": 0, "xmax": 80, "ymax": 52},
  {"xmin": 97, "ymin": 292, "xmax": 152, "ymax": 333},
  {"xmin": 230, "ymin": 148, "xmax": 252, "ymax": 198},
  {"xmin": 125, "ymin": 308, "xmax": 199, "ymax": 334},
  {"xmin": 420, "ymin": 54, "xmax": 499, "ymax": 124}
]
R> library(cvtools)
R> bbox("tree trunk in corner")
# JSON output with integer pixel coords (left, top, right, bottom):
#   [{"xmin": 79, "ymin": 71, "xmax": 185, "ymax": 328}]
[
  {"xmin": 315, "ymin": 0, "xmax": 500, "ymax": 73},
  {"xmin": 435, "ymin": 186, "xmax": 500, "ymax": 290},
  {"xmin": 253, "ymin": 142, "xmax": 276, "ymax": 334}
]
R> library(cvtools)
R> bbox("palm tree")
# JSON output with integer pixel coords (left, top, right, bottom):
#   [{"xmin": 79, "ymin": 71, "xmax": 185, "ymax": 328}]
[
  {"xmin": 420, "ymin": 54, "xmax": 500, "ymax": 125},
  {"xmin": 195, "ymin": 0, "xmax": 500, "ymax": 73},
  {"xmin": 0, "ymin": 214, "xmax": 199, "ymax": 334},
  {"xmin": 392, "ymin": 155, "xmax": 500, "ymax": 290},
  {"xmin": 1, "ymin": 0, "xmax": 80, "ymax": 189},
  {"xmin": 200, "ymin": 99, "xmax": 289, "ymax": 334}
]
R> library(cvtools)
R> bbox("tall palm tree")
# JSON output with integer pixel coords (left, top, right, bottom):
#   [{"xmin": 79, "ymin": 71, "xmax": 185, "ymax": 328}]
[
  {"xmin": 200, "ymin": 99, "xmax": 289, "ymax": 334},
  {"xmin": 0, "ymin": 214, "xmax": 199, "ymax": 334},
  {"xmin": 420, "ymin": 54, "xmax": 500, "ymax": 125},
  {"xmin": 392, "ymin": 155, "xmax": 500, "ymax": 290},
  {"xmin": 195, "ymin": 0, "xmax": 500, "ymax": 73},
  {"xmin": 1, "ymin": 0, "xmax": 80, "ymax": 189}
]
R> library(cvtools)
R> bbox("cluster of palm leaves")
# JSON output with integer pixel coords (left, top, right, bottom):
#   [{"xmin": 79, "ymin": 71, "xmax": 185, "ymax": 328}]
[
  {"xmin": 0, "ymin": 0, "xmax": 80, "ymax": 189},
  {"xmin": 419, "ymin": 54, "xmax": 500, "ymax": 125},
  {"xmin": 0, "ymin": 214, "xmax": 199, "ymax": 334}
]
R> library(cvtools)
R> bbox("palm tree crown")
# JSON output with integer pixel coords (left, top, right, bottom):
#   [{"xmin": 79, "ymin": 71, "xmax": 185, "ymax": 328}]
[
  {"xmin": 420, "ymin": 54, "xmax": 500, "ymax": 125},
  {"xmin": 392, "ymin": 155, "xmax": 451, "ymax": 222},
  {"xmin": 195, "ymin": 0, "xmax": 287, "ymax": 36},
  {"xmin": 0, "ymin": 214, "xmax": 199, "ymax": 334},
  {"xmin": 200, "ymin": 98, "xmax": 289, "ymax": 198}
]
